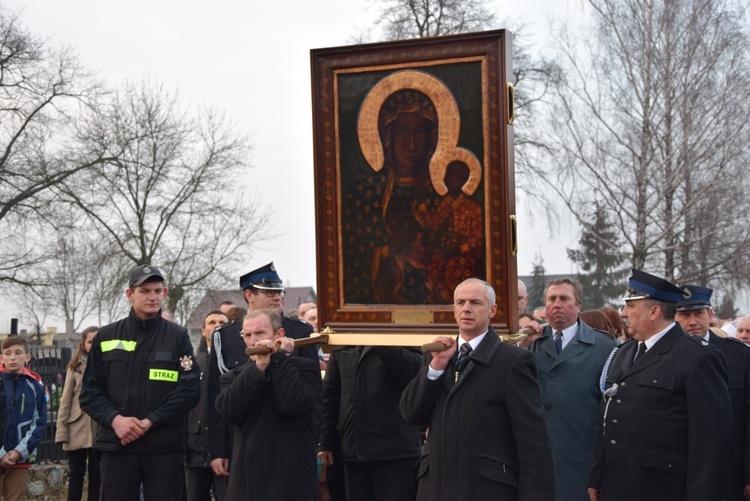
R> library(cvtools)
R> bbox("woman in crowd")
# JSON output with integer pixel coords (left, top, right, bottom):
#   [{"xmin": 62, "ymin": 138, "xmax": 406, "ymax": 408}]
[{"xmin": 56, "ymin": 326, "xmax": 100, "ymax": 501}]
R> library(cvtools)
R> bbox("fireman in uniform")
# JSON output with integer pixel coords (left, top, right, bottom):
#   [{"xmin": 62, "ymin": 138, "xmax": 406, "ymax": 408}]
[{"xmin": 81, "ymin": 264, "xmax": 200, "ymax": 501}]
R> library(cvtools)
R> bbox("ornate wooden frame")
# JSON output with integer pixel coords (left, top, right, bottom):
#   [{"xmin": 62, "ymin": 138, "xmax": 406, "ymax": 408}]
[{"xmin": 310, "ymin": 30, "xmax": 517, "ymax": 335}]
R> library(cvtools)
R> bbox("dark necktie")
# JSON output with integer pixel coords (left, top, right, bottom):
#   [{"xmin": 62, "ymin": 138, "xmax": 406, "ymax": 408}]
[
  {"xmin": 554, "ymin": 331, "xmax": 563, "ymax": 355},
  {"xmin": 454, "ymin": 343, "xmax": 473, "ymax": 381},
  {"xmin": 456, "ymin": 343, "xmax": 473, "ymax": 370},
  {"xmin": 633, "ymin": 342, "xmax": 647, "ymax": 363}
]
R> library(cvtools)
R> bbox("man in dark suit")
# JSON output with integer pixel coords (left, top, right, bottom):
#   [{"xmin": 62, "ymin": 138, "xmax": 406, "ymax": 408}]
[
  {"xmin": 318, "ymin": 345, "xmax": 422, "ymax": 501},
  {"xmin": 215, "ymin": 308, "xmax": 321, "ymax": 500},
  {"xmin": 675, "ymin": 285, "xmax": 750, "ymax": 500},
  {"xmin": 588, "ymin": 269, "xmax": 732, "ymax": 501},
  {"xmin": 400, "ymin": 278, "xmax": 555, "ymax": 501},
  {"xmin": 528, "ymin": 278, "xmax": 616, "ymax": 501},
  {"xmin": 206, "ymin": 262, "xmax": 318, "ymax": 482}
]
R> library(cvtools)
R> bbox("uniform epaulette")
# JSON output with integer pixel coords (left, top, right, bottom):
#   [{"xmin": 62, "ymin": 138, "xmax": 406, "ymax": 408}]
[
  {"xmin": 215, "ymin": 319, "xmax": 238, "ymax": 332},
  {"xmin": 725, "ymin": 336, "xmax": 750, "ymax": 348},
  {"xmin": 282, "ymin": 315, "xmax": 308, "ymax": 326}
]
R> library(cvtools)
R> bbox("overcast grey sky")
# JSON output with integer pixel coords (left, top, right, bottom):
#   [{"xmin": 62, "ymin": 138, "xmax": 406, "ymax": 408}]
[{"xmin": 3, "ymin": 0, "xmax": 584, "ymax": 330}]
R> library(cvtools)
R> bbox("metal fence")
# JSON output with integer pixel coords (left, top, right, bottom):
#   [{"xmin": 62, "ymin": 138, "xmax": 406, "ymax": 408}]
[{"xmin": 29, "ymin": 346, "xmax": 72, "ymax": 463}]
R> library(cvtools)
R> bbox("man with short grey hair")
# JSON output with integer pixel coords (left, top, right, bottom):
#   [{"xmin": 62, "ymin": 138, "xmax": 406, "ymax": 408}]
[
  {"xmin": 737, "ymin": 315, "xmax": 750, "ymax": 344},
  {"xmin": 518, "ymin": 279, "xmax": 529, "ymax": 315},
  {"xmin": 401, "ymin": 278, "xmax": 554, "ymax": 500}
]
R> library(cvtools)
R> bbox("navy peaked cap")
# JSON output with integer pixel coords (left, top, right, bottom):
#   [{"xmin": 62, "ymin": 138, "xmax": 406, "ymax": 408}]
[
  {"xmin": 623, "ymin": 268, "xmax": 689, "ymax": 304},
  {"xmin": 239, "ymin": 262, "xmax": 284, "ymax": 291},
  {"xmin": 676, "ymin": 285, "xmax": 713, "ymax": 311}
]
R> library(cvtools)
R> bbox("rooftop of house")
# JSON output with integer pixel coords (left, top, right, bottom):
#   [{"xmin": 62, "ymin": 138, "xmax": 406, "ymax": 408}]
[{"xmin": 186, "ymin": 286, "xmax": 316, "ymax": 333}]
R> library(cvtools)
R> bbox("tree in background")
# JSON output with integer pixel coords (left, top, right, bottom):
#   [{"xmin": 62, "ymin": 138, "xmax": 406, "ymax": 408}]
[
  {"xmin": 714, "ymin": 295, "xmax": 738, "ymax": 321},
  {"xmin": 544, "ymin": 0, "xmax": 750, "ymax": 292},
  {"xmin": 0, "ymin": 9, "xmax": 271, "ymax": 328},
  {"xmin": 567, "ymin": 203, "xmax": 627, "ymax": 308},
  {"xmin": 0, "ymin": 6, "xmax": 109, "ymax": 287},
  {"xmin": 370, "ymin": 0, "xmax": 496, "ymax": 39},
  {"xmin": 528, "ymin": 253, "xmax": 546, "ymax": 311},
  {"xmin": 55, "ymin": 79, "xmax": 272, "ymax": 321},
  {"xmin": 358, "ymin": 0, "xmax": 560, "ymax": 198}
]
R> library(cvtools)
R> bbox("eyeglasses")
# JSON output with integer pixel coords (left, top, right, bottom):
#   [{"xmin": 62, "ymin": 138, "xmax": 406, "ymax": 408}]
[{"xmin": 254, "ymin": 288, "xmax": 285, "ymax": 298}]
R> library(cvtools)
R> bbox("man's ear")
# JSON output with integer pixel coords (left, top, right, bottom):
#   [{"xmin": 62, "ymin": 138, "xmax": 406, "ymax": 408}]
[
  {"xmin": 24, "ymin": 353, "xmax": 31, "ymax": 365},
  {"xmin": 274, "ymin": 328, "xmax": 286, "ymax": 340}
]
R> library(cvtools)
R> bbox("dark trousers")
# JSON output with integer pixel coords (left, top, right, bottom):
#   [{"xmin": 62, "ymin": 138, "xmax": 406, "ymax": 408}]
[
  {"xmin": 184, "ymin": 466, "xmax": 228, "ymax": 501},
  {"xmin": 68, "ymin": 448, "xmax": 100, "ymax": 501},
  {"xmin": 344, "ymin": 459, "xmax": 417, "ymax": 501},
  {"xmin": 100, "ymin": 451, "xmax": 183, "ymax": 501}
]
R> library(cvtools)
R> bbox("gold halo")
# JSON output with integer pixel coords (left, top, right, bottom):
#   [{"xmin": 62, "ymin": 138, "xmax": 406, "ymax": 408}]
[{"xmin": 357, "ymin": 70, "xmax": 481, "ymax": 196}]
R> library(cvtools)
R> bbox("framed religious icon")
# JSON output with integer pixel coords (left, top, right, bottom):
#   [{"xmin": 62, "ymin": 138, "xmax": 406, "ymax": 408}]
[{"xmin": 311, "ymin": 30, "xmax": 518, "ymax": 337}]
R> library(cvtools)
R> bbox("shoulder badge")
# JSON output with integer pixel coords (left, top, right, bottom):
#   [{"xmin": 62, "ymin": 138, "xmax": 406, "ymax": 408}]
[
  {"xmin": 179, "ymin": 355, "xmax": 194, "ymax": 371},
  {"xmin": 687, "ymin": 335, "xmax": 710, "ymax": 347}
]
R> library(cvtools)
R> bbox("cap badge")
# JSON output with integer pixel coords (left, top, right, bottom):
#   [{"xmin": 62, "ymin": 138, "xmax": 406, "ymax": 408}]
[{"xmin": 143, "ymin": 266, "xmax": 151, "ymax": 274}]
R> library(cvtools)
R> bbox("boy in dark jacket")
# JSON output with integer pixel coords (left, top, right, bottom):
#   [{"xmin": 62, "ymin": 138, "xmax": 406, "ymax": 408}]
[{"xmin": 0, "ymin": 335, "xmax": 47, "ymax": 501}]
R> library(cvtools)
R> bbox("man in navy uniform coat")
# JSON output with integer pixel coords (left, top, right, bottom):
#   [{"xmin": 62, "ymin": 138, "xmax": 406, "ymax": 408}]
[
  {"xmin": 206, "ymin": 262, "xmax": 319, "ymax": 483},
  {"xmin": 588, "ymin": 269, "xmax": 732, "ymax": 501},
  {"xmin": 675, "ymin": 285, "xmax": 750, "ymax": 500}
]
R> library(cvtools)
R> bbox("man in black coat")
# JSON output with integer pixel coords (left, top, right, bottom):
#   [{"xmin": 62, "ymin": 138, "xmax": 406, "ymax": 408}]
[
  {"xmin": 216, "ymin": 309, "xmax": 321, "ymax": 500},
  {"xmin": 588, "ymin": 269, "xmax": 733, "ymax": 501},
  {"xmin": 675, "ymin": 285, "xmax": 750, "ymax": 501},
  {"xmin": 206, "ymin": 262, "xmax": 319, "ymax": 481},
  {"xmin": 318, "ymin": 346, "xmax": 421, "ymax": 501},
  {"xmin": 400, "ymin": 278, "xmax": 555, "ymax": 501}
]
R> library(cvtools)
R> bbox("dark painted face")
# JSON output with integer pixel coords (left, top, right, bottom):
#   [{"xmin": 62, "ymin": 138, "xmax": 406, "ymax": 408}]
[{"xmin": 390, "ymin": 112, "xmax": 434, "ymax": 174}]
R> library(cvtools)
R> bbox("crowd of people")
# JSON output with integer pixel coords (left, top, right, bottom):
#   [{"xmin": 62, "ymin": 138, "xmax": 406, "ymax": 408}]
[{"xmin": 2, "ymin": 261, "xmax": 750, "ymax": 501}]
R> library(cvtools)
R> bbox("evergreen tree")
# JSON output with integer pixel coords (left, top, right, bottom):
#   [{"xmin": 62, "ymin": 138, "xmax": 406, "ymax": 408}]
[
  {"xmin": 567, "ymin": 204, "xmax": 627, "ymax": 308},
  {"xmin": 529, "ymin": 253, "xmax": 546, "ymax": 311},
  {"xmin": 714, "ymin": 295, "xmax": 738, "ymax": 320}
]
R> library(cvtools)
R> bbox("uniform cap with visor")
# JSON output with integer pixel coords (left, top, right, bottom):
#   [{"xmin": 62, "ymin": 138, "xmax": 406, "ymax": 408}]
[
  {"xmin": 239, "ymin": 262, "xmax": 284, "ymax": 291},
  {"xmin": 676, "ymin": 285, "xmax": 713, "ymax": 312},
  {"xmin": 623, "ymin": 268, "xmax": 689, "ymax": 304}
]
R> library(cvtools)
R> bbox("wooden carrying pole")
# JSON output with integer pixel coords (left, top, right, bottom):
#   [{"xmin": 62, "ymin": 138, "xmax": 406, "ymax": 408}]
[{"xmin": 243, "ymin": 329, "xmax": 528, "ymax": 355}]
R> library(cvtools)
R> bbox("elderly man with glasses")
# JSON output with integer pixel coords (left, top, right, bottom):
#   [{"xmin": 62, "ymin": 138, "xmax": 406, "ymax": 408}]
[{"xmin": 205, "ymin": 263, "xmax": 319, "ymax": 497}]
